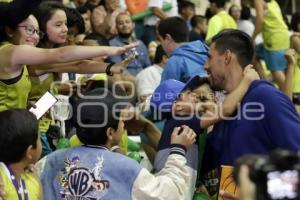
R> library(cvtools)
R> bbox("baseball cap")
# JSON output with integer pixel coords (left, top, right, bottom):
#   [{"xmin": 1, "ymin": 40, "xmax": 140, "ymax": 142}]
[{"xmin": 150, "ymin": 75, "xmax": 206, "ymax": 114}]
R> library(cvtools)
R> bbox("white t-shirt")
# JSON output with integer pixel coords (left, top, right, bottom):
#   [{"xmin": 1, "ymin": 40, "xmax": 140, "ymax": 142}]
[
  {"xmin": 238, "ymin": 20, "xmax": 254, "ymax": 37},
  {"xmin": 144, "ymin": 0, "xmax": 178, "ymax": 26},
  {"xmin": 238, "ymin": 20, "xmax": 263, "ymax": 44},
  {"xmin": 136, "ymin": 64, "xmax": 163, "ymax": 97}
]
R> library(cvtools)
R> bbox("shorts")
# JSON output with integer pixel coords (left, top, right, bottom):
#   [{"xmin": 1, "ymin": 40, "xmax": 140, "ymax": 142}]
[{"xmin": 255, "ymin": 44, "xmax": 287, "ymax": 71}]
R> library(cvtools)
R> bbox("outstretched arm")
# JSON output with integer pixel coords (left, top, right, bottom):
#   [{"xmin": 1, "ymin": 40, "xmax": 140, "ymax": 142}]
[
  {"xmin": 283, "ymin": 49, "xmax": 296, "ymax": 100},
  {"xmin": 252, "ymin": 0, "xmax": 264, "ymax": 41},
  {"xmin": 11, "ymin": 43, "xmax": 138, "ymax": 66},
  {"xmin": 28, "ymin": 55, "xmax": 135, "ymax": 76}
]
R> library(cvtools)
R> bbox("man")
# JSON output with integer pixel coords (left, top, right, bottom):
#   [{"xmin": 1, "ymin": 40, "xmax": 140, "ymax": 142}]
[
  {"xmin": 178, "ymin": 0, "xmax": 195, "ymax": 30},
  {"xmin": 203, "ymin": 29, "xmax": 300, "ymax": 169},
  {"xmin": 157, "ymin": 16, "xmax": 208, "ymax": 83},
  {"xmin": 189, "ymin": 15, "xmax": 208, "ymax": 42},
  {"xmin": 37, "ymin": 87, "xmax": 197, "ymax": 199},
  {"xmin": 109, "ymin": 12, "xmax": 151, "ymax": 76},
  {"xmin": 205, "ymin": 0, "xmax": 237, "ymax": 42}
]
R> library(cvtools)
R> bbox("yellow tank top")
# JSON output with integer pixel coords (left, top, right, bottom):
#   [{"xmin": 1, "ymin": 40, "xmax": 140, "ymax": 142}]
[
  {"xmin": 29, "ymin": 73, "xmax": 57, "ymax": 132},
  {"xmin": 0, "ymin": 43, "xmax": 31, "ymax": 111},
  {"xmin": 293, "ymin": 53, "xmax": 300, "ymax": 93},
  {"xmin": 0, "ymin": 164, "xmax": 40, "ymax": 200},
  {"xmin": 205, "ymin": 11, "xmax": 237, "ymax": 42},
  {"xmin": 262, "ymin": 0, "xmax": 289, "ymax": 50}
]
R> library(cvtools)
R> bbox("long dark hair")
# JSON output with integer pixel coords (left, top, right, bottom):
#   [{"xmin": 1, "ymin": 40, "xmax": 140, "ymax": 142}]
[{"xmin": 33, "ymin": 1, "xmax": 66, "ymax": 48}]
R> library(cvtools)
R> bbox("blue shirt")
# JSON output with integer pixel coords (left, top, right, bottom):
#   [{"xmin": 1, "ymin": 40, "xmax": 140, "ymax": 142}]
[
  {"xmin": 108, "ymin": 36, "xmax": 151, "ymax": 76},
  {"xmin": 203, "ymin": 80, "xmax": 300, "ymax": 170},
  {"xmin": 161, "ymin": 40, "xmax": 208, "ymax": 83}
]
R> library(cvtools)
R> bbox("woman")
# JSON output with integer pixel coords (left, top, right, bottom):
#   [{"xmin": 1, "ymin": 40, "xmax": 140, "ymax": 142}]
[
  {"xmin": 245, "ymin": 0, "xmax": 289, "ymax": 90},
  {"xmin": 0, "ymin": 13, "xmax": 136, "ymax": 111}
]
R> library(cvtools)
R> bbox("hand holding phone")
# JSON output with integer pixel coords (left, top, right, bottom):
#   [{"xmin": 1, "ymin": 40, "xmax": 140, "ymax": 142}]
[{"xmin": 29, "ymin": 91, "xmax": 57, "ymax": 119}]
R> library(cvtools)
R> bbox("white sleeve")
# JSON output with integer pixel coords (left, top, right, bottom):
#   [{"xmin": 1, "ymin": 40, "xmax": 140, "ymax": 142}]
[
  {"xmin": 132, "ymin": 145, "xmax": 189, "ymax": 200},
  {"xmin": 148, "ymin": 0, "xmax": 163, "ymax": 8},
  {"xmin": 136, "ymin": 69, "xmax": 156, "ymax": 97}
]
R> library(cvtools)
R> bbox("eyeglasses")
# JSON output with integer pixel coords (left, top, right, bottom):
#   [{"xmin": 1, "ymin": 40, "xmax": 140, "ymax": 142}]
[{"xmin": 17, "ymin": 26, "xmax": 45, "ymax": 39}]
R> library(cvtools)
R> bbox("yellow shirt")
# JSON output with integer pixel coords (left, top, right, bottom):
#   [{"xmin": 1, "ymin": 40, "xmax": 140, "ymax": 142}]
[
  {"xmin": 0, "ymin": 164, "xmax": 40, "ymax": 200},
  {"xmin": 205, "ymin": 11, "xmax": 237, "ymax": 42},
  {"xmin": 262, "ymin": 0, "xmax": 289, "ymax": 50}
]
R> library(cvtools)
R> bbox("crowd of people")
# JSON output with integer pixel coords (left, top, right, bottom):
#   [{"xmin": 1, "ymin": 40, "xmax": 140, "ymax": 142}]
[{"xmin": 0, "ymin": 0, "xmax": 300, "ymax": 199}]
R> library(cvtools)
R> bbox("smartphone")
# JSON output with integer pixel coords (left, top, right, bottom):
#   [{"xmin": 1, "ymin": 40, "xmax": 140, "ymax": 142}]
[{"xmin": 29, "ymin": 91, "xmax": 58, "ymax": 119}]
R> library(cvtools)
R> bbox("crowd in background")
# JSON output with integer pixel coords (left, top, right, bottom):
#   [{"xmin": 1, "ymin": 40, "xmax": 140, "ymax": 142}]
[{"xmin": 0, "ymin": 0, "xmax": 300, "ymax": 199}]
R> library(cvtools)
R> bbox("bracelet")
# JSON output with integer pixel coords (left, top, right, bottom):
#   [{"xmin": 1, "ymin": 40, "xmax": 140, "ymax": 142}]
[{"xmin": 105, "ymin": 62, "xmax": 115, "ymax": 76}]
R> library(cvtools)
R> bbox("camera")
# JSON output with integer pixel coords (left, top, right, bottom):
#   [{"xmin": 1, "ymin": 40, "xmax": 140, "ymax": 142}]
[{"xmin": 234, "ymin": 150, "xmax": 300, "ymax": 200}]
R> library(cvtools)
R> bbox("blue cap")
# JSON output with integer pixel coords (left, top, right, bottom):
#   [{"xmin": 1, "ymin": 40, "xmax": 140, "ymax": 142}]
[{"xmin": 150, "ymin": 76, "xmax": 205, "ymax": 113}]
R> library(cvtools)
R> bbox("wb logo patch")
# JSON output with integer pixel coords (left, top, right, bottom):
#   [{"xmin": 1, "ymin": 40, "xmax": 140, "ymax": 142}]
[{"xmin": 58, "ymin": 156, "xmax": 109, "ymax": 200}]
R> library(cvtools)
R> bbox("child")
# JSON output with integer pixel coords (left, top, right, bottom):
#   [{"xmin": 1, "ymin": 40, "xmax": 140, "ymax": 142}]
[
  {"xmin": 37, "ymin": 88, "xmax": 197, "ymax": 200},
  {"xmin": 0, "ymin": 109, "xmax": 43, "ymax": 199},
  {"xmin": 150, "ymin": 65, "xmax": 259, "ymax": 199},
  {"xmin": 189, "ymin": 15, "xmax": 207, "ymax": 42}
]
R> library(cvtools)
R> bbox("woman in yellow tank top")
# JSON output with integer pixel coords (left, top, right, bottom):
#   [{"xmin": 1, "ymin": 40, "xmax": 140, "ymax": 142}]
[
  {"xmin": 244, "ymin": 0, "xmax": 289, "ymax": 91},
  {"xmin": 0, "ymin": 10, "xmax": 137, "ymax": 112}
]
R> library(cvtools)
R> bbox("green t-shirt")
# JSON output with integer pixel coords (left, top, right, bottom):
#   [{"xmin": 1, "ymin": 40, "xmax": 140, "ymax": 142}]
[{"xmin": 205, "ymin": 11, "xmax": 237, "ymax": 42}]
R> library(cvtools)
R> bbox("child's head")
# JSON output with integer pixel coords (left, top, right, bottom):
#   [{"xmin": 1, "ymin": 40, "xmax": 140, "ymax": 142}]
[
  {"xmin": 82, "ymin": 33, "xmax": 108, "ymax": 62},
  {"xmin": 179, "ymin": 1, "xmax": 195, "ymax": 21},
  {"xmin": 77, "ymin": 6, "xmax": 92, "ymax": 33},
  {"xmin": 191, "ymin": 15, "xmax": 207, "ymax": 34},
  {"xmin": 104, "ymin": 0, "xmax": 120, "ymax": 13},
  {"xmin": 291, "ymin": 11, "xmax": 300, "ymax": 32},
  {"xmin": 229, "ymin": 5, "xmax": 241, "ymax": 22},
  {"xmin": 151, "ymin": 76, "xmax": 215, "ymax": 118},
  {"xmin": 65, "ymin": 7, "xmax": 85, "ymax": 45},
  {"xmin": 0, "ymin": 109, "xmax": 41, "ymax": 165},
  {"xmin": 154, "ymin": 45, "xmax": 168, "ymax": 65},
  {"xmin": 34, "ymin": 1, "xmax": 68, "ymax": 47},
  {"xmin": 209, "ymin": 0, "xmax": 226, "ymax": 14},
  {"xmin": 240, "ymin": 5, "xmax": 252, "ymax": 20},
  {"xmin": 74, "ymin": 87, "xmax": 129, "ymax": 147}
]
